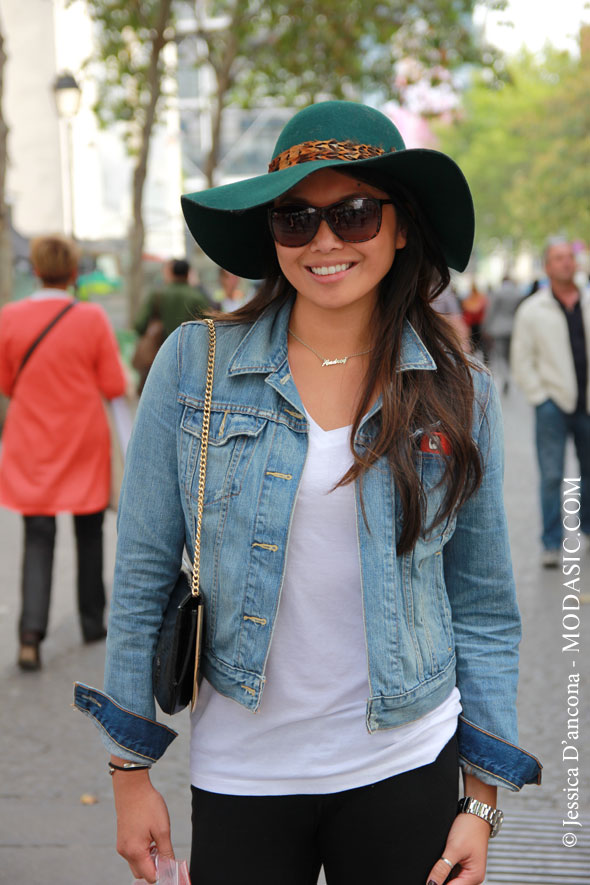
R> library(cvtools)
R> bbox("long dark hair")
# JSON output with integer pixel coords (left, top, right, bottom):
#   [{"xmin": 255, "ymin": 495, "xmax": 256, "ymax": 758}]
[{"xmin": 212, "ymin": 175, "xmax": 483, "ymax": 553}]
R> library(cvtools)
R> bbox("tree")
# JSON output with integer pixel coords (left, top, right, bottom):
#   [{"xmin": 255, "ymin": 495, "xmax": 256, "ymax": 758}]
[
  {"xmin": 511, "ymin": 30, "xmax": 590, "ymax": 245},
  {"xmin": 435, "ymin": 39, "xmax": 589, "ymax": 252},
  {"xmin": 190, "ymin": 0, "xmax": 509, "ymax": 187},
  {"xmin": 83, "ymin": 0, "xmax": 175, "ymax": 324},
  {"xmin": 0, "ymin": 17, "xmax": 12, "ymax": 307}
]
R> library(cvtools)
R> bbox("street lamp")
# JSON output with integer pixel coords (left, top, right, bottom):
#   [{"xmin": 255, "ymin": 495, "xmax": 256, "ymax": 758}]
[{"xmin": 53, "ymin": 71, "xmax": 81, "ymax": 237}]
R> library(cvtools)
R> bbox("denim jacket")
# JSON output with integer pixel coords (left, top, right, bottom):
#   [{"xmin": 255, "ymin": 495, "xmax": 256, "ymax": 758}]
[{"xmin": 75, "ymin": 298, "xmax": 541, "ymax": 791}]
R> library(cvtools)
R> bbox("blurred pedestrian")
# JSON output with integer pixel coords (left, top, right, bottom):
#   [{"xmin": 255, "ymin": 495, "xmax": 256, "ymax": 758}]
[
  {"xmin": 0, "ymin": 234, "xmax": 126, "ymax": 669},
  {"xmin": 461, "ymin": 281, "xmax": 490, "ymax": 361},
  {"xmin": 431, "ymin": 283, "xmax": 471, "ymax": 351},
  {"xmin": 510, "ymin": 238, "xmax": 590, "ymax": 567},
  {"xmin": 132, "ymin": 258, "xmax": 209, "ymax": 393},
  {"xmin": 484, "ymin": 275, "xmax": 521, "ymax": 394},
  {"xmin": 76, "ymin": 100, "xmax": 540, "ymax": 885},
  {"xmin": 218, "ymin": 267, "xmax": 248, "ymax": 312}
]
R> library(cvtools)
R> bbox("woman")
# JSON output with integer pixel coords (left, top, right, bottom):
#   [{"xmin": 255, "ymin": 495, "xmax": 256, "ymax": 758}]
[
  {"xmin": 461, "ymin": 281, "xmax": 490, "ymax": 361},
  {"xmin": 0, "ymin": 234, "xmax": 126, "ymax": 669},
  {"xmin": 218, "ymin": 266, "xmax": 248, "ymax": 312},
  {"xmin": 75, "ymin": 102, "xmax": 541, "ymax": 885}
]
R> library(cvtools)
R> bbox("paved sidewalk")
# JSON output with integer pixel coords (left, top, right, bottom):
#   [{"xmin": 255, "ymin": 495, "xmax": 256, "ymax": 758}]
[
  {"xmin": 0, "ymin": 382, "xmax": 588, "ymax": 883},
  {"xmin": 0, "ymin": 515, "xmax": 193, "ymax": 883}
]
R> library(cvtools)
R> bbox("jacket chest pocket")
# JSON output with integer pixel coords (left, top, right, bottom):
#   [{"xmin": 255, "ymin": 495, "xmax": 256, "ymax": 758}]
[{"xmin": 180, "ymin": 405, "xmax": 266, "ymax": 507}]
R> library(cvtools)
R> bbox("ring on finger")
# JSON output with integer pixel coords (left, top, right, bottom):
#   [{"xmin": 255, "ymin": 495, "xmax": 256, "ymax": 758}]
[{"xmin": 440, "ymin": 857, "xmax": 453, "ymax": 868}]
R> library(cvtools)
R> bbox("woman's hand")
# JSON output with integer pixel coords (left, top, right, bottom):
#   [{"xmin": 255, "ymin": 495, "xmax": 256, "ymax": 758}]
[
  {"xmin": 425, "ymin": 812, "xmax": 490, "ymax": 884},
  {"xmin": 111, "ymin": 760, "xmax": 175, "ymax": 884},
  {"xmin": 426, "ymin": 774, "xmax": 497, "ymax": 885}
]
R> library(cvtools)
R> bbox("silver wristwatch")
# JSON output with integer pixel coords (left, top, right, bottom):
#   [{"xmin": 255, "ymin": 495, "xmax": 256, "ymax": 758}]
[{"xmin": 457, "ymin": 796, "xmax": 504, "ymax": 838}]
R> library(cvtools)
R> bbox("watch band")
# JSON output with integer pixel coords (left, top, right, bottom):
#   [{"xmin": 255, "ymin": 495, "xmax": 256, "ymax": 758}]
[
  {"xmin": 108, "ymin": 761, "xmax": 151, "ymax": 775},
  {"xmin": 457, "ymin": 796, "xmax": 504, "ymax": 838}
]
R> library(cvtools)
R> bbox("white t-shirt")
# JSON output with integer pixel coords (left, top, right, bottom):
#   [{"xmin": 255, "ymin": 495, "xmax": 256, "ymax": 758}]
[{"xmin": 190, "ymin": 410, "xmax": 461, "ymax": 795}]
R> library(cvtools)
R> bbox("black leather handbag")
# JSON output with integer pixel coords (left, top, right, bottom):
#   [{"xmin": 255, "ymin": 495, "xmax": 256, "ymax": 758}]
[{"xmin": 153, "ymin": 319, "xmax": 216, "ymax": 715}]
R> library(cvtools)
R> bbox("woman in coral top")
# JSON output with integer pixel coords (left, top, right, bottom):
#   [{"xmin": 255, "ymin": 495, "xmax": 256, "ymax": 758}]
[{"xmin": 0, "ymin": 234, "xmax": 126, "ymax": 669}]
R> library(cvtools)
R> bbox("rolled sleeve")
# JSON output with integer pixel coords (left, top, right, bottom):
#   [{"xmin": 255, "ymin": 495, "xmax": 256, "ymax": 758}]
[{"xmin": 73, "ymin": 683, "xmax": 177, "ymax": 763}]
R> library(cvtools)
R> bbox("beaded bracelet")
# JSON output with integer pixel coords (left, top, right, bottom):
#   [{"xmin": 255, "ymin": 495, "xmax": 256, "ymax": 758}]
[{"xmin": 108, "ymin": 761, "xmax": 151, "ymax": 775}]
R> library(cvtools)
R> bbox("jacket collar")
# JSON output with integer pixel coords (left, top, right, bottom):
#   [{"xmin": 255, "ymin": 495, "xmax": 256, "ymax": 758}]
[
  {"xmin": 227, "ymin": 297, "xmax": 437, "ymax": 376},
  {"xmin": 535, "ymin": 284, "xmax": 590, "ymax": 306}
]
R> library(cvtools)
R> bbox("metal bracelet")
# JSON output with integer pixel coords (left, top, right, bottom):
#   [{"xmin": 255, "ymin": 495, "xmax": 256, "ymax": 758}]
[{"xmin": 108, "ymin": 761, "xmax": 151, "ymax": 775}]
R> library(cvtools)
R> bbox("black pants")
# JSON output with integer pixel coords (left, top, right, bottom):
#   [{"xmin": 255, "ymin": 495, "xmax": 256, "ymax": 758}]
[
  {"xmin": 190, "ymin": 734, "xmax": 458, "ymax": 885},
  {"xmin": 19, "ymin": 512, "xmax": 105, "ymax": 642}
]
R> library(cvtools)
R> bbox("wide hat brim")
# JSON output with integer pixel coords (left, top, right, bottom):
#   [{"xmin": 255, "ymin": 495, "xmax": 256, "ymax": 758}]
[{"xmin": 181, "ymin": 107, "xmax": 474, "ymax": 278}]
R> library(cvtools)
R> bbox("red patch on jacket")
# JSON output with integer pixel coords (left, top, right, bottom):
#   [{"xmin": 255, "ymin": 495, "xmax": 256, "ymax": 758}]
[{"xmin": 420, "ymin": 432, "xmax": 452, "ymax": 455}]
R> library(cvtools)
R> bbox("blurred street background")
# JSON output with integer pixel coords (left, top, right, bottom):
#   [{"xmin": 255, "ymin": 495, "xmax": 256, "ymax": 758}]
[
  {"xmin": 0, "ymin": 0, "xmax": 588, "ymax": 318},
  {"xmin": 1, "ymin": 0, "xmax": 589, "ymax": 883}
]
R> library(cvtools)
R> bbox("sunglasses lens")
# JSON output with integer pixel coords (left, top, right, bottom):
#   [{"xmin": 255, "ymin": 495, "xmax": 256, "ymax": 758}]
[
  {"xmin": 269, "ymin": 198, "xmax": 383, "ymax": 246},
  {"xmin": 270, "ymin": 207, "xmax": 319, "ymax": 246},
  {"xmin": 329, "ymin": 198, "xmax": 380, "ymax": 242}
]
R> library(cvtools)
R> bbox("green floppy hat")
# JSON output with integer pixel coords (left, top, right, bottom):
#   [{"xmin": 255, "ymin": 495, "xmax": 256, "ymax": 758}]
[{"xmin": 181, "ymin": 101, "xmax": 474, "ymax": 279}]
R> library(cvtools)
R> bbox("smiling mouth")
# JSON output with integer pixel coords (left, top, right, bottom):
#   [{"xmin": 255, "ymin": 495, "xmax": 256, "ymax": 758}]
[{"xmin": 308, "ymin": 262, "xmax": 354, "ymax": 276}]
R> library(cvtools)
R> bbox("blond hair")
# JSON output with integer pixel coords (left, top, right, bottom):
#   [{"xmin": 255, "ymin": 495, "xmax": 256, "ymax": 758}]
[{"xmin": 30, "ymin": 234, "xmax": 79, "ymax": 285}]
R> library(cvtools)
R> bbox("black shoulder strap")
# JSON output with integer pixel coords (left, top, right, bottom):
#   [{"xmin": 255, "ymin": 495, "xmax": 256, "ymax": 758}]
[{"xmin": 15, "ymin": 300, "xmax": 77, "ymax": 383}]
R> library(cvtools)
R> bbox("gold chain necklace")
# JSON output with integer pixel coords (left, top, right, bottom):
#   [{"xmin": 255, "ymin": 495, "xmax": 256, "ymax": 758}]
[{"xmin": 288, "ymin": 328, "xmax": 373, "ymax": 367}]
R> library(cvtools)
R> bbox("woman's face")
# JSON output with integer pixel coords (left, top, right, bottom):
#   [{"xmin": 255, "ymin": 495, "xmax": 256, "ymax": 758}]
[{"xmin": 273, "ymin": 168, "xmax": 406, "ymax": 314}]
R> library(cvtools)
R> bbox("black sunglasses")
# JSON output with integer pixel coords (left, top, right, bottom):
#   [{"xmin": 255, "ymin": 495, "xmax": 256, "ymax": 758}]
[{"xmin": 268, "ymin": 196, "xmax": 394, "ymax": 247}]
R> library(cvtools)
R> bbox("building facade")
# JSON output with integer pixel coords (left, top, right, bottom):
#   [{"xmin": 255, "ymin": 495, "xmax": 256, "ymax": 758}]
[{"xmin": 2, "ymin": 0, "xmax": 184, "ymax": 257}]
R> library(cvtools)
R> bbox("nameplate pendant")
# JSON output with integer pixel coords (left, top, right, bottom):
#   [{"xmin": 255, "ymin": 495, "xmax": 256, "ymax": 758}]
[{"xmin": 322, "ymin": 357, "xmax": 348, "ymax": 367}]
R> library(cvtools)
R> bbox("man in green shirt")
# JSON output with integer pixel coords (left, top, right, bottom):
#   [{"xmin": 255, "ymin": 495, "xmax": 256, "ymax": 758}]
[
  {"xmin": 135, "ymin": 259, "xmax": 209, "ymax": 341},
  {"xmin": 133, "ymin": 259, "xmax": 209, "ymax": 393}
]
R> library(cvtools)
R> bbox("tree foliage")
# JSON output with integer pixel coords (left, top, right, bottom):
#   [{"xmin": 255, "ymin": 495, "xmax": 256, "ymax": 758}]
[
  {"xmin": 201, "ymin": 0, "xmax": 506, "ymax": 107},
  {"xmin": 83, "ymin": 1, "xmax": 176, "ymax": 140},
  {"xmin": 193, "ymin": 0, "xmax": 508, "ymax": 183},
  {"xmin": 436, "ymin": 34, "xmax": 590, "ymax": 251},
  {"xmin": 82, "ymin": 0, "xmax": 175, "ymax": 322}
]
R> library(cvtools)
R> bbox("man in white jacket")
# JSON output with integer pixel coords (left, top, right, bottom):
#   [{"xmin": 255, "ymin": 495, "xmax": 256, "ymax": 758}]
[{"xmin": 511, "ymin": 239, "xmax": 590, "ymax": 567}]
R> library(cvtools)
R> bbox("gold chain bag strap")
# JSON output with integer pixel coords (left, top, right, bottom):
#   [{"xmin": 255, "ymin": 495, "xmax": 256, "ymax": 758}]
[{"xmin": 153, "ymin": 319, "xmax": 216, "ymax": 715}]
